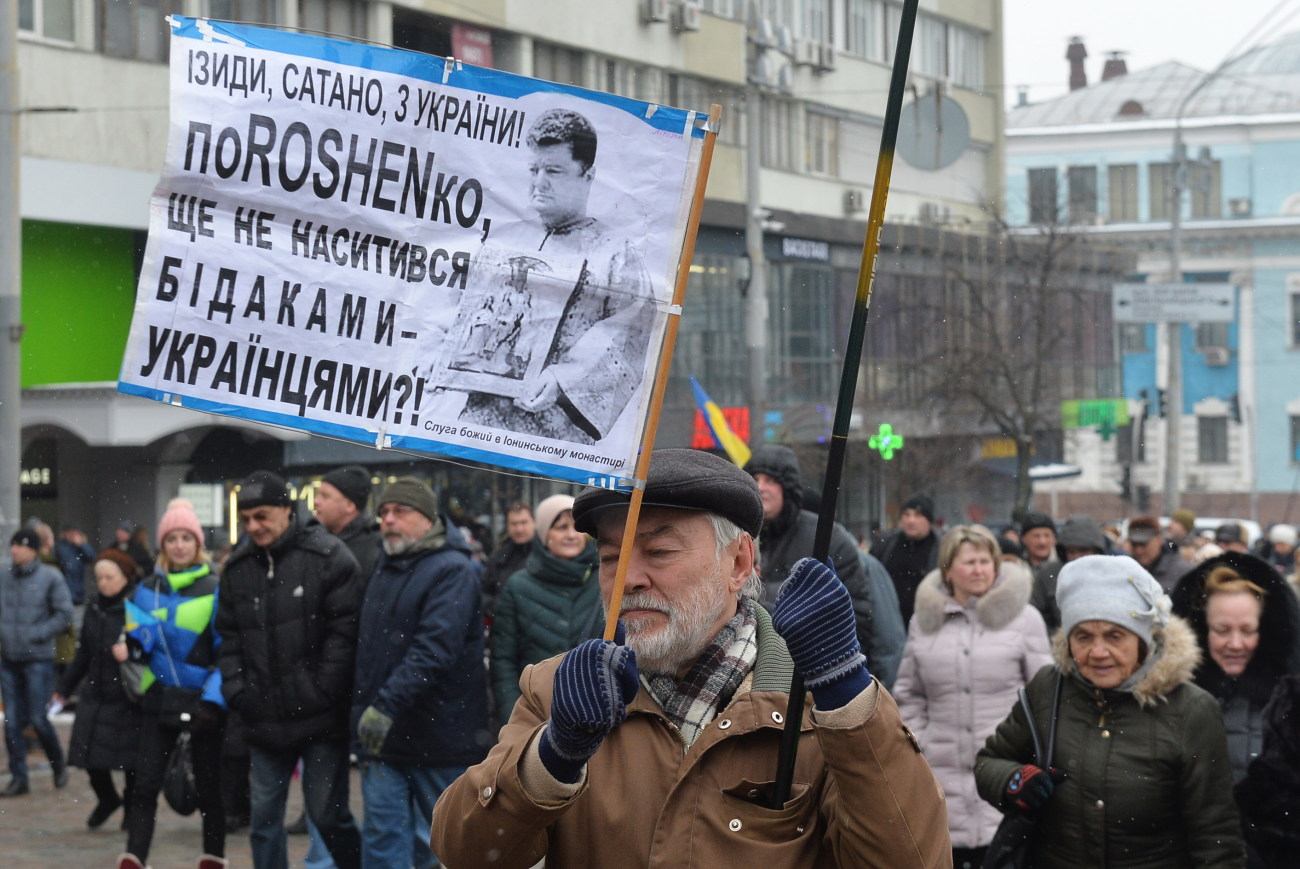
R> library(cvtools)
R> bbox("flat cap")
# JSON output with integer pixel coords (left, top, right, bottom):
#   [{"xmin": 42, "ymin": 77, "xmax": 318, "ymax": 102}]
[{"xmin": 572, "ymin": 449, "xmax": 763, "ymax": 537}]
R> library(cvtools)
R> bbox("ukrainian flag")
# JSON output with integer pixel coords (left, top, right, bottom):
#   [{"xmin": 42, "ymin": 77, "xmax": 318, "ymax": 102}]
[
  {"xmin": 690, "ymin": 376, "xmax": 752, "ymax": 468},
  {"xmin": 124, "ymin": 600, "xmax": 161, "ymax": 654}
]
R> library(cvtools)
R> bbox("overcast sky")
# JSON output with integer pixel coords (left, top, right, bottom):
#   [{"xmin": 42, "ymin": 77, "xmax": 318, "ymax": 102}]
[{"xmin": 1001, "ymin": 0, "xmax": 1300, "ymax": 105}]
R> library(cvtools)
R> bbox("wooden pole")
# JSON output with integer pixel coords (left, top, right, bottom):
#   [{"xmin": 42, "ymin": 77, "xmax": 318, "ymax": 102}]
[
  {"xmin": 602, "ymin": 104, "xmax": 723, "ymax": 641},
  {"xmin": 769, "ymin": 1, "xmax": 919, "ymax": 808}
]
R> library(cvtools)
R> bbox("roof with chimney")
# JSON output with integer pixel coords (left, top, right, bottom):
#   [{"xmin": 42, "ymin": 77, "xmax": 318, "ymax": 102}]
[{"xmin": 1010, "ymin": 30, "xmax": 1300, "ymax": 130}]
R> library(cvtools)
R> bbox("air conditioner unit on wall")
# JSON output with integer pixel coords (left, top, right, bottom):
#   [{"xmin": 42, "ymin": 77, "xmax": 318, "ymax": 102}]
[
  {"xmin": 642, "ymin": 0, "xmax": 670, "ymax": 24},
  {"xmin": 1228, "ymin": 197, "xmax": 1252, "ymax": 217},
  {"xmin": 792, "ymin": 37, "xmax": 817, "ymax": 67},
  {"xmin": 672, "ymin": 0, "xmax": 702, "ymax": 32},
  {"xmin": 919, "ymin": 201, "xmax": 950, "ymax": 224},
  {"xmin": 844, "ymin": 188, "xmax": 866, "ymax": 215},
  {"xmin": 815, "ymin": 42, "xmax": 837, "ymax": 72},
  {"xmin": 1203, "ymin": 346, "xmax": 1231, "ymax": 366}
]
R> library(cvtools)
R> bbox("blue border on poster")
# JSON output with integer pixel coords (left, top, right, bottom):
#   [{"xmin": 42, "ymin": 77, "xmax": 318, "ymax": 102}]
[
  {"xmin": 169, "ymin": 15, "xmax": 707, "ymax": 139},
  {"xmin": 117, "ymin": 382, "xmax": 634, "ymax": 489}
]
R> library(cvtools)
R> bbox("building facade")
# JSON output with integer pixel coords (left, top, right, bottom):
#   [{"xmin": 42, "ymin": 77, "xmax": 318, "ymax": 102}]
[
  {"xmin": 1006, "ymin": 34, "xmax": 1300, "ymax": 522},
  {"xmin": 16, "ymin": 0, "xmax": 1008, "ymax": 541}
]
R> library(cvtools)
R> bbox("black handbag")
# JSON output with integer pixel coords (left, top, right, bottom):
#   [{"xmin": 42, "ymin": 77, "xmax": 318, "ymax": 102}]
[
  {"xmin": 155, "ymin": 683, "xmax": 203, "ymax": 730},
  {"xmin": 163, "ymin": 732, "xmax": 199, "ymax": 816},
  {"xmin": 982, "ymin": 670, "xmax": 1063, "ymax": 869}
]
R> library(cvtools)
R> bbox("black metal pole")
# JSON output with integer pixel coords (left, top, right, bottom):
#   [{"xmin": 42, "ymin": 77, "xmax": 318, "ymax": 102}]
[{"xmin": 769, "ymin": 0, "xmax": 919, "ymax": 809}]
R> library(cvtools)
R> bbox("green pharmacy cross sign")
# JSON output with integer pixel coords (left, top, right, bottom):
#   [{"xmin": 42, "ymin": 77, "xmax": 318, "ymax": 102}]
[
  {"xmin": 1061, "ymin": 399, "xmax": 1129, "ymax": 442},
  {"xmin": 869, "ymin": 423, "xmax": 904, "ymax": 460}
]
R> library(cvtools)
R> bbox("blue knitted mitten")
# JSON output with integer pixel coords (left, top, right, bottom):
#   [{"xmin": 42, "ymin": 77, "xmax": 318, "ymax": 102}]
[
  {"xmin": 773, "ymin": 557, "xmax": 870, "ymax": 710},
  {"xmin": 537, "ymin": 638, "xmax": 639, "ymax": 783}
]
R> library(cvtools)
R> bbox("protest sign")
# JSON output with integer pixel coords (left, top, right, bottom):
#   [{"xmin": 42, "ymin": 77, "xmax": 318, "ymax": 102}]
[{"xmin": 119, "ymin": 16, "xmax": 711, "ymax": 488}]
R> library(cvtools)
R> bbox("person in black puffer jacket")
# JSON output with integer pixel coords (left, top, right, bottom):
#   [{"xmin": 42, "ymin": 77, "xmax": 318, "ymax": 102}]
[
  {"xmin": 216, "ymin": 471, "xmax": 364, "ymax": 869},
  {"xmin": 490, "ymin": 494, "xmax": 602, "ymax": 720},
  {"xmin": 52, "ymin": 548, "xmax": 142, "ymax": 830}
]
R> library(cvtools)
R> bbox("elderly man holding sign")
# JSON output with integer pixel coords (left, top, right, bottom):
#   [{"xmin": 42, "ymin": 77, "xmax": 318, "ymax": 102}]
[{"xmin": 431, "ymin": 449, "xmax": 949, "ymax": 868}]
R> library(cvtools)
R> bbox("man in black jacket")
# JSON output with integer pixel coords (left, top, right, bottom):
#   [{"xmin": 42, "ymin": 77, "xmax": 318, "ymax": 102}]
[
  {"xmin": 351, "ymin": 477, "xmax": 489, "ymax": 868},
  {"xmin": 315, "ymin": 465, "xmax": 381, "ymax": 584},
  {"xmin": 480, "ymin": 501, "xmax": 535, "ymax": 622},
  {"xmin": 216, "ymin": 471, "xmax": 364, "ymax": 869},
  {"xmin": 870, "ymin": 493, "xmax": 940, "ymax": 627},
  {"xmin": 743, "ymin": 445, "xmax": 877, "ymax": 659}
]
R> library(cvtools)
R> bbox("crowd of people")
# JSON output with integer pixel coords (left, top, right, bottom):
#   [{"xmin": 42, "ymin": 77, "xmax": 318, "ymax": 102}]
[{"xmin": 3, "ymin": 451, "xmax": 1300, "ymax": 868}]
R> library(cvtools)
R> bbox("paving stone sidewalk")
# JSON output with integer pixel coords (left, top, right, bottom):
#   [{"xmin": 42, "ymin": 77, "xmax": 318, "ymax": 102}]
[{"xmin": 0, "ymin": 716, "xmax": 362, "ymax": 869}]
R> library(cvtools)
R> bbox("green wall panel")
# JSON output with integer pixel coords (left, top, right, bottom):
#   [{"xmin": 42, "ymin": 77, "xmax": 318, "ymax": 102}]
[{"xmin": 21, "ymin": 220, "xmax": 139, "ymax": 387}]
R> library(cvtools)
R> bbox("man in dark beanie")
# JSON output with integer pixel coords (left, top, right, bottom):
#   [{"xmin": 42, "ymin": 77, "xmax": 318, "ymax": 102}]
[
  {"xmin": 870, "ymin": 492, "xmax": 940, "ymax": 626},
  {"xmin": 742, "ymin": 445, "xmax": 888, "ymax": 682},
  {"xmin": 2, "ymin": 528, "xmax": 73, "ymax": 796},
  {"xmin": 431, "ymin": 448, "xmax": 949, "ymax": 867},
  {"xmin": 351, "ymin": 476, "xmax": 487, "ymax": 867},
  {"xmin": 1029, "ymin": 514, "xmax": 1111, "ymax": 634},
  {"xmin": 1019, "ymin": 511, "xmax": 1058, "ymax": 569},
  {"xmin": 315, "ymin": 465, "xmax": 381, "ymax": 585},
  {"xmin": 216, "ymin": 471, "xmax": 364, "ymax": 868}
]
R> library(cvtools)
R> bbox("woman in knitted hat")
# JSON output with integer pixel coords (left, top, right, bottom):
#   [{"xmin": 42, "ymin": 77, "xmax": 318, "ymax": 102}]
[
  {"xmin": 893, "ymin": 524, "xmax": 1051, "ymax": 869},
  {"xmin": 50, "ymin": 549, "xmax": 143, "ymax": 830},
  {"xmin": 488, "ymin": 493, "xmax": 601, "ymax": 720},
  {"xmin": 114, "ymin": 500, "xmax": 228, "ymax": 869},
  {"xmin": 976, "ymin": 554, "xmax": 1246, "ymax": 868}
]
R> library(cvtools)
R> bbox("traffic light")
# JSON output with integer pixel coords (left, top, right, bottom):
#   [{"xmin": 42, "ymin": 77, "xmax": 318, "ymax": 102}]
[
  {"xmin": 1119, "ymin": 465, "xmax": 1133, "ymax": 502},
  {"xmin": 1229, "ymin": 393, "xmax": 1241, "ymax": 423},
  {"xmin": 1157, "ymin": 388, "xmax": 1168, "ymax": 419}
]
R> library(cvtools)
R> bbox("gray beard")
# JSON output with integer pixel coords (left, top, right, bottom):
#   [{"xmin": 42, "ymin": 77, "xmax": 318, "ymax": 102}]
[
  {"xmin": 616, "ymin": 564, "xmax": 730, "ymax": 676},
  {"xmin": 383, "ymin": 533, "xmax": 416, "ymax": 555}
]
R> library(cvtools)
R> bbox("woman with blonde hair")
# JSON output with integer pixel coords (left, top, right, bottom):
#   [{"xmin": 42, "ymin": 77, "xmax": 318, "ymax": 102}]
[
  {"xmin": 893, "ymin": 523, "xmax": 1051, "ymax": 869},
  {"xmin": 115, "ymin": 500, "xmax": 227, "ymax": 869}
]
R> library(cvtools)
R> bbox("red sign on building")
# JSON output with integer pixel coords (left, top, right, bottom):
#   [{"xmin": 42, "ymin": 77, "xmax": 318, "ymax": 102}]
[
  {"xmin": 691, "ymin": 406, "xmax": 751, "ymax": 451},
  {"xmin": 451, "ymin": 24, "xmax": 493, "ymax": 68}
]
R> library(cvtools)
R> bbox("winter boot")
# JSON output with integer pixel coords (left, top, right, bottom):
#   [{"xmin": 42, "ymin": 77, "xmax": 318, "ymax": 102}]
[
  {"xmin": 117, "ymin": 854, "xmax": 149, "ymax": 869},
  {"xmin": 196, "ymin": 856, "xmax": 228, "ymax": 869},
  {"xmin": 88, "ymin": 793, "xmax": 123, "ymax": 829}
]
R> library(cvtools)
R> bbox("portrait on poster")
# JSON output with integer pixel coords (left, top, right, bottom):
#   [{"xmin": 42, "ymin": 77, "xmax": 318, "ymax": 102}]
[{"xmin": 431, "ymin": 106, "xmax": 656, "ymax": 446}]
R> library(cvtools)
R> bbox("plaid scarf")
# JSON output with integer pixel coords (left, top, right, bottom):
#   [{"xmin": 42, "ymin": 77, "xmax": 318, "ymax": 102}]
[{"xmin": 644, "ymin": 597, "xmax": 760, "ymax": 748}]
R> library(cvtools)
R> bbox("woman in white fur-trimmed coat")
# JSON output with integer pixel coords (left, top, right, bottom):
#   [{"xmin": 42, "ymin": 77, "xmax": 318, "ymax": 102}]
[{"xmin": 893, "ymin": 523, "xmax": 1052, "ymax": 869}]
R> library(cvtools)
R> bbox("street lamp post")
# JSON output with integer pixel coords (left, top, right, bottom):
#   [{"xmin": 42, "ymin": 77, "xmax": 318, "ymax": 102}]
[
  {"xmin": 1164, "ymin": 60, "xmax": 1232, "ymax": 513},
  {"xmin": 1, "ymin": 0, "xmax": 23, "ymax": 542}
]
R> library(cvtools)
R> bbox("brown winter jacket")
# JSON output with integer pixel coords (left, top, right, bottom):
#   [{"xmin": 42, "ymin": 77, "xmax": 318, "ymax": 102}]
[{"xmin": 431, "ymin": 606, "xmax": 951, "ymax": 869}]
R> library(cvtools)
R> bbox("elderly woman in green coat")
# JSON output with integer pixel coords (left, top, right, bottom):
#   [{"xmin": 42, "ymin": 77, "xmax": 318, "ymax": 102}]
[
  {"xmin": 975, "ymin": 554, "xmax": 1245, "ymax": 868},
  {"xmin": 489, "ymin": 494, "xmax": 601, "ymax": 721}
]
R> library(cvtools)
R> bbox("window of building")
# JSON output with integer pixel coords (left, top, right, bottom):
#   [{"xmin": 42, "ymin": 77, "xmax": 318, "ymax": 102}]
[
  {"xmin": 914, "ymin": 15, "xmax": 947, "ymax": 79},
  {"xmin": 1293, "ymin": 292, "xmax": 1300, "ymax": 347},
  {"xmin": 300, "ymin": 0, "xmax": 365, "ymax": 40},
  {"xmin": 99, "ymin": 0, "xmax": 178, "ymax": 61},
  {"xmin": 1108, "ymin": 164, "xmax": 1138, "ymax": 221},
  {"xmin": 1027, "ymin": 167, "xmax": 1058, "ymax": 224},
  {"xmin": 1116, "ymin": 422, "xmax": 1147, "ymax": 464},
  {"xmin": 392, "ymin": 8, "xmax": 450, "ymax": 57},
  {"xmin": 204, "ymin": 0, "xmax": 278, "ymax": 25},
  {"xmin": 701, "ymin": 0, "xmax": 736, "ymax": 17},
  {"xmin": 805, "ymin": 110, "xmax": 840, "ymax": 177},
  {"xmin": 762, "ymin": 96, "xmax": 799, "ymax": 172},
  {"xmin": 1197, "ymin": 416, "xmax": 1229, "ymax": 464},
  {"xmin": 1149, "ymin": 162, "xmax": 1173, "ymax": 221},
  {"xmin": 1291, "ymin": 415, "xmax": 1300, "ymax": 464},
  {"xmin": 756, "ymin": 0, "xmax": 795, "ymax": 30},
  {"xmin": 844, "ymin": 0, "xmax": 885, "ymax": 61},
  {"xmin": 534, "ymin": 42, "xmax": 585, "ymax": 86},
  {"xmin": 947, "ymin": 22, "xmax": 985, "ymax": 89},
  {"xmin": 1189, "ymin": 160, "xmax": 1222, "ymax": 218},
  {"xmin": 1194, "ymin": 322, "xmax": 1230, "ymax": 349},
  {"xmin": 1118, "ymin": 323, "xmax": 1148, "ymax": 351},
  {"xmin": 770, "ymin": 263, "xmax": 837, "ymax": 404},
  {"xmin": 1067, "ymin": 166, "xmax": 1098, "ymax": 222},
  {"xmin": 803, "ymin": 0, "xmax": 831, "ymax": 42},
  {"xmin": 20, "ymin": 0, "xmax": 75, "ymax": 42}
]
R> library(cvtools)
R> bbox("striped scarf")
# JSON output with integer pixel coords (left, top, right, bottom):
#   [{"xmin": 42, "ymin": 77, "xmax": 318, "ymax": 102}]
[{"xmin": 644, "ymin": 597, "xmax": 760, "ymax": 748}]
